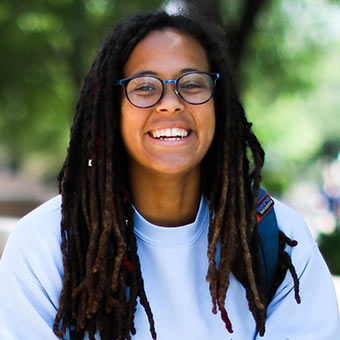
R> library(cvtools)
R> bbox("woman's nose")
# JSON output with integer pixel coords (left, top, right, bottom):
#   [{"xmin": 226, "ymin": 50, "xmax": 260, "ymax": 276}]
[{"xmin": 155, "ymin": 83, "xmax": 185, "ymax": 114}]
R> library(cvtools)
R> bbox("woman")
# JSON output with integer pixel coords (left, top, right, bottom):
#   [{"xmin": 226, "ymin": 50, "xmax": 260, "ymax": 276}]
[{"xmin": 0, "ymin": 11, "xmax": 339, "ymax": 340}]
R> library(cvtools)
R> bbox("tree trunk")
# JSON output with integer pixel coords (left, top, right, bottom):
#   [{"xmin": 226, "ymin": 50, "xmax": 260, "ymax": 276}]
[
  {"xmin": 230, "ymin": 0, "xmax": 268, "ymax": 65},
  {"xmin": 184, "ymin": 0, "xmax": 269, "ymax": 84}
]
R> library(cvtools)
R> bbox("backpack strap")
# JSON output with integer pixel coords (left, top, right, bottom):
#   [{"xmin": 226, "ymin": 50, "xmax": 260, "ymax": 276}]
[{"xmin": 257, "ymin": 188, "xmax": 279, "ymax": 303}]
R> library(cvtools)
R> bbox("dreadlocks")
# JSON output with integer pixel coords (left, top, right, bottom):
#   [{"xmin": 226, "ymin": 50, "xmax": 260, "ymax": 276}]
[{"xmin": 54, "ymin": 11, "xmax": 300, "ymax": 340}]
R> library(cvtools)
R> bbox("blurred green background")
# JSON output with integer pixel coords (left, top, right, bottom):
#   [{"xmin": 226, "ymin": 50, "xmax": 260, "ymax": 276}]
[{"xmin": 0, "ymin": 0, "xmax": 339, "ymax": 271}]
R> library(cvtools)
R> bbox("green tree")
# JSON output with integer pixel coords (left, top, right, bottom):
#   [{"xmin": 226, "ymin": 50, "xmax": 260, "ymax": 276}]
[
  {"xmin": 0, "ymin": 0, "xmax": 339, "ymax": 191},
  {"xmin": 0, "ymin": 0, "xmax": 161, "ymax": 174}
]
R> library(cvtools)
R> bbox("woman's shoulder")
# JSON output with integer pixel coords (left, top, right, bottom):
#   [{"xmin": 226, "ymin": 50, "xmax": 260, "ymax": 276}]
[
  {"xmin": 273, "ymin": 197, "xmax": 317, "ymax": 257},
  {"xmin": 11, "ymin": 195, "xmax": 62, "ymax": 244},
  {"xmin": 1, "ymin": 195, "xmax": 63, "ymax": 274},
  {"xmin": 19, "ymin": 195, "xmax": 62, "ymax": 225},
  {"xmin": 264, "ymin": 198, "xmax": 340, "ymax": 339}
]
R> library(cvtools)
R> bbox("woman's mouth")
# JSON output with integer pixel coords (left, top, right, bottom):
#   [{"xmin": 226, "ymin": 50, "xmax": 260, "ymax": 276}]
[{"xmin": 149, "ymin": 128, "xmax": 190, "ymax": 141}]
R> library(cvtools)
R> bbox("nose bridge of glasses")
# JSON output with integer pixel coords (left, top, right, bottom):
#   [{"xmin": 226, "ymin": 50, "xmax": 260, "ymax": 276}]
[
  {"xmin": 162, "ymin": 79, "xmax": 179, "ymax": 96},
  {"xmin": 163, "ymin": 79, "xmax": 177, "ymax": 86}
]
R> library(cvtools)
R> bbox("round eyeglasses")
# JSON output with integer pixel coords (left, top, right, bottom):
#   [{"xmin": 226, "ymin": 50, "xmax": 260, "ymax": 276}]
[{"xmin": 116, "ymin": 71, "xmax": 220, "ymax": 108}]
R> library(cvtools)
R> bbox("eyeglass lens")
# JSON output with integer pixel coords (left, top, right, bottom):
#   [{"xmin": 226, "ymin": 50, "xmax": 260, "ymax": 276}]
[{"xmin": 125, "ymin": 72, "xmax": 215, "ymax": 108}]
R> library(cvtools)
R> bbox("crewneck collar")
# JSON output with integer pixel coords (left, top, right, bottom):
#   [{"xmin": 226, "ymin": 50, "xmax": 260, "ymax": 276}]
[{"xmin": 133, "ymin": 196, "xmax": 209, "ymax": 246}]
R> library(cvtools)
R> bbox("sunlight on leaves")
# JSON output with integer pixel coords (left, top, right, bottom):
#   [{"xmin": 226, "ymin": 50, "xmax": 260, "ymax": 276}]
[
  {"xmin": 84, "ymin": 0, "xmax": 110, "ymax": 18},
  {"xmin": 17, "ymin": 12, "xmax": 63, "ymax": 32}
]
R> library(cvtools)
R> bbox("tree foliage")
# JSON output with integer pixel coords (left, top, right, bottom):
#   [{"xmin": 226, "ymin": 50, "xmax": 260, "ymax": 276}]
[
  {"xmin": 0, "ymin": 0, "xmax": 339, "ymax": 191},
  {"xmin": 0, "ymin": 0, "xmax": 161, "ymax": 173}
]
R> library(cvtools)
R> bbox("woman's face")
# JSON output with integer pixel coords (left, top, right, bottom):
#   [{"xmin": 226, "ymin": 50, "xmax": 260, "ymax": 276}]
[{"xmin": 120, "ymin": 29, "xmax": 216, "ymax": 178}]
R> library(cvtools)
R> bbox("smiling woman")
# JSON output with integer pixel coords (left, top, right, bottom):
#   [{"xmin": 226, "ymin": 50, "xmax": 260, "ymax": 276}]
[
  {"xmin": 120, "ymin": 29, "xmax": 216, "ymax": 224},
  {"xmin": 0, "ymin": 10, "xmax": 339, "ymax": 340}
]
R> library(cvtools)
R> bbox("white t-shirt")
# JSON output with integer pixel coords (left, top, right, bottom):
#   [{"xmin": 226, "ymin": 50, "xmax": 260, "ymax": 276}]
[{"xmin": 0, "ymin": 195, "xmax": 339, "ymax": 339}]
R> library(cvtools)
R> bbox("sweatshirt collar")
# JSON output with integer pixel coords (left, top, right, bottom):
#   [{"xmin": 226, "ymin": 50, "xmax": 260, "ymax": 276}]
[{"xmin": 133, "ymin": 196, "xmax": 208, "ymax": 246}]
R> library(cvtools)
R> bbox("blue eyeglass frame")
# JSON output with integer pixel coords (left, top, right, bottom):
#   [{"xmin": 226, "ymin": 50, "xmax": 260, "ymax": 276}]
[{"xmin": 116, "ymin": 71, "xmax": 220, "ymax": 108}]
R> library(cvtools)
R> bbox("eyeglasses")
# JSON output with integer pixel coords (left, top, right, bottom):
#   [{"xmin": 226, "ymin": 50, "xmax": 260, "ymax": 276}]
[{"xmin": 116, "ymin": 71, "xmax": 220, "ymax": 108}]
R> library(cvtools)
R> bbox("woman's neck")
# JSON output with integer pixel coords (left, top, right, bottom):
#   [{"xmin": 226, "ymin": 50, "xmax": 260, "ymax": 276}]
[{"xmin": 129, "ymin": 167, "xmax": 201, "ymax": 227}]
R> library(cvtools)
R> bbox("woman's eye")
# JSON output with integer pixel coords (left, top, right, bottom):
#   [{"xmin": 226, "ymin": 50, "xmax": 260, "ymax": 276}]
[
  {"xmin": 180, "ymin": 82, "xmax": 204, "ymax": 91},
  {"xmin": 183, "ymin": 82, "xmax": 200, "ymax": 88},
  {"xmin": 134, "ymin": 84, "xmax": 156, "ymax": 92}
]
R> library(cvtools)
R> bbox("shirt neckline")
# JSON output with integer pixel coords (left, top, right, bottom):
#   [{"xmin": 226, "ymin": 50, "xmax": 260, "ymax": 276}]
[{"xmin": 133, "ymin": 196, "xmax": 209, "ymax": 246}]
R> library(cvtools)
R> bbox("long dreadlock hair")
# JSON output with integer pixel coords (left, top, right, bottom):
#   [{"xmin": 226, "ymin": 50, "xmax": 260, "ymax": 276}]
[{"xmin": 55, "ymin": 10, "xmax": 300, "ymax": 340}]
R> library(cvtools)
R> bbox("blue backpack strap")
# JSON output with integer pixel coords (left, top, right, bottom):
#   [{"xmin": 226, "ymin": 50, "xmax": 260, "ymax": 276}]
[{"xmin": 257, "ymin": 188, "xmax": 279, "ymax": 303}]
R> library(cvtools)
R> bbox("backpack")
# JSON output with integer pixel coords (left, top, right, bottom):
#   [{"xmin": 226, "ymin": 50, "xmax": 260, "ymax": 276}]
[{"xmin": 256, "ymin": 188, "xmax": 279, "ymax": 304}]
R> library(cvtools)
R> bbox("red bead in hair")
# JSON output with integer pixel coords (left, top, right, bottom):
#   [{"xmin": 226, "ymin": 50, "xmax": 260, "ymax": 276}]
[{"xmin": 122, "ymin": 255, "xmax": 133, "ymax": 272}]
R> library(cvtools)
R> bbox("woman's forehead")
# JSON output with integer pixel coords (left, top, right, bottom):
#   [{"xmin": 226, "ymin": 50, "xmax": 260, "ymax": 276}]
[{"xmin": 123, "ymin": 29, "xmax": 210, "ymax": 78}]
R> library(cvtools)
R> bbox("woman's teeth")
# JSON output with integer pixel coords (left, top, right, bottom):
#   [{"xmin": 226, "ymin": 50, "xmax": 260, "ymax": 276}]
[{"xmin": 150, "ymin": 128, "xmax": 189, "ymax": 140}]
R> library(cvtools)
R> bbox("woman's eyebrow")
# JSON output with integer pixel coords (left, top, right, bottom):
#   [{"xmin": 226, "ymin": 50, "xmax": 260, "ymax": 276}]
[
  {"xmin": 129, "ymin": 67, "xmax": 203, "ymax": 78},
  {"xmin": 180, "ymin": 67, "xmax": 201, "ymax": 73},
  {"xmin": 127, "ymin": 70, "xmax": 158, "ymax": 78}
]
